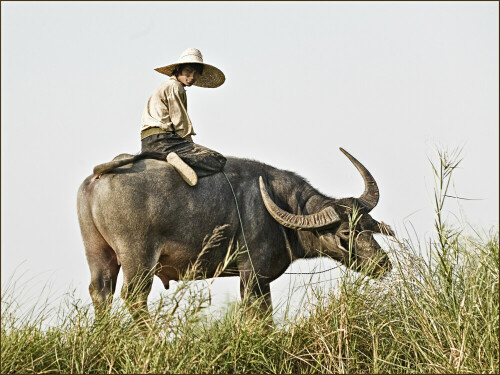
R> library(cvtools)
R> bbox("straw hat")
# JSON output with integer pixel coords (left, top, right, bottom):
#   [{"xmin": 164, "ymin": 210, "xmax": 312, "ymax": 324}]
[{"xmin": 154, "ymin": 48, "xmax": 225, "ymax": 88}]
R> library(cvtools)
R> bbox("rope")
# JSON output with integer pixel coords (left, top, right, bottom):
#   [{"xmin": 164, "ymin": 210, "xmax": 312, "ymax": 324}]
[
  {"xmin": 285, "ymin": 266, "xmax": 340, "ymax": 275},
  {"xmin": 222, "ymin": 171, "xmax": 263, "ymax": 294},
  {"xmin": 222, "ymin": 171, "xmax": 251, "ymax": 256}
]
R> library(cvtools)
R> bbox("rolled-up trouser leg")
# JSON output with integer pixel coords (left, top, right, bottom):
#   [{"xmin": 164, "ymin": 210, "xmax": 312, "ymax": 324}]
[
  {"xmin": 166, "ymin": 152, "xmax": 198, "ymax": 186},
  {"xmin": 141, "ymin": 132, "xmax": 226, "ymax": 179},
  {"xmin": 175, "ymin": 144, "xmax": 226, "ymax": 178}
]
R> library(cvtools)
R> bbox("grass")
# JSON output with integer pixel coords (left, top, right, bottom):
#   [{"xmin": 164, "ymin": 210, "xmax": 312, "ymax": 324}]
[{"xmin": 2, "ymin": 148, "xmax": 498, "ymax": 374}]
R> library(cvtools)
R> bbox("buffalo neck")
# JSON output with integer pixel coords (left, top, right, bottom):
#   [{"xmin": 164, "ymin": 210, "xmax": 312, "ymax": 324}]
[{"xmin": 268, "ymin": 168, "xmax": 333, "ymax": 259}]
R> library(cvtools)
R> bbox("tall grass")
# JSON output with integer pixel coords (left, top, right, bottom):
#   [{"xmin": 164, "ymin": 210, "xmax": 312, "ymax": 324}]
[{"xmin": 2, "ymin": 149, "xmax": 498, "ymax": 373}]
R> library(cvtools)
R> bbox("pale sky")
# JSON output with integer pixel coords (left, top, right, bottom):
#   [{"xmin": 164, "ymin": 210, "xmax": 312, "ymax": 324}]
[{"xmin": 1, "ymin": 1, "xmax": 498, "ymax": 320}]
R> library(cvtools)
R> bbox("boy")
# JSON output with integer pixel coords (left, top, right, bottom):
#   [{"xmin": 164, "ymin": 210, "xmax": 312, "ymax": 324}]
[{"xmin": 140, "ymin": 48, "xmax": 226, "ymax": 186}]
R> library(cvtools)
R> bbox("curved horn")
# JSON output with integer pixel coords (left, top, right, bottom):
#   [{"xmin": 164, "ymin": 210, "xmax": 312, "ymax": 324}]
[
  {"xmin": 339, "ymin": 148, "xmax": 379, "ymax": 211},
  {"xmin": 259, "ymin": 176, "xmax": 340, "ymax": 231}
]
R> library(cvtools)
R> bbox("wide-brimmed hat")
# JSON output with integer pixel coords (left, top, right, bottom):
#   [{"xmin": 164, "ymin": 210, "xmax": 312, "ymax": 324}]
[{"xmin": 154, "ymin": 48, "xmax": 225, "ymax": 88}]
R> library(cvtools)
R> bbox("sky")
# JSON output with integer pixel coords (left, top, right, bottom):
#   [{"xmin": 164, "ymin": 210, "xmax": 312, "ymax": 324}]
[{"xmin": 1, "ymin": 1, "xmax": 498, "ymax": 321}]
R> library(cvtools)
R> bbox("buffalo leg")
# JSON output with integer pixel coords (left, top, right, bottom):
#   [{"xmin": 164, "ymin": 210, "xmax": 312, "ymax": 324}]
[
  {"xmin": 79, "ymin": 189, "xmax": 120, "ymax": 320},
  {"xmin": 120, "ymin": 259, "xmax": 157, "ymax": 328},
  {"xmin": 239, "ymin": 271, "xmax": 272, "ymax": 315},
  {"xmin": 86, "ymin": 245, "xmax": 120, "ymax": 320}
]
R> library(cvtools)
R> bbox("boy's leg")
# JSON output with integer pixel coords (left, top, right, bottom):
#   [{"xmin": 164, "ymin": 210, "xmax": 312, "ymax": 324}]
[
  {"xmin": 176, "ymin": 144, "xmax": 227, "ymax": 178},
  {"xmin": 166, "ymin": 152, "xmax": 198, "ymax": 186},
  {"xmin": 140, "ymin": 133, "xmax": 226, "ymax": 182},
  {"xmin": 141, "ymin": 133, "xmax": 199, "ymax": 186},
  {"xmin": 141, "ymin": 132, "xmax": 192, "ymax": 153}
]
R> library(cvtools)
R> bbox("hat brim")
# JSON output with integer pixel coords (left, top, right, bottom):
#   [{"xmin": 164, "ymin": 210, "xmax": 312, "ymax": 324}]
[{"xmin": 154, "ymin": 63, "xmax": 225, "ymax": 88}]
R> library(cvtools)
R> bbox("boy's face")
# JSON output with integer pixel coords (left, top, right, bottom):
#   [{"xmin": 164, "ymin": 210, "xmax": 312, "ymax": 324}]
[{"xmin": 176, "ymin": 65, "xmax": 200, "ymax": 87}]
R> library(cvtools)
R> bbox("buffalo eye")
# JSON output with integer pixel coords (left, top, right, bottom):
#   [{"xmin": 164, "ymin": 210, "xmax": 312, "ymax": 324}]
[{"xmin": 340, "ymin": 230, "xmax": 351, "ymax": 237}]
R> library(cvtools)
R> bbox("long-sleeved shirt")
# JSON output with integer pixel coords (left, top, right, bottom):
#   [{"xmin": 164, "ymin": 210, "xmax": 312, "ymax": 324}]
[{"xmin": 141, "ymin": 77, "xmax": 196, "ymax": 139}]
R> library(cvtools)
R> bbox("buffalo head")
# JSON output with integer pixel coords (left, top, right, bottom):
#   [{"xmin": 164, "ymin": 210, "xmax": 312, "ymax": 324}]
[{"xmin": 259, "ymin": 148, "xmax": 392, "ymax": 277}]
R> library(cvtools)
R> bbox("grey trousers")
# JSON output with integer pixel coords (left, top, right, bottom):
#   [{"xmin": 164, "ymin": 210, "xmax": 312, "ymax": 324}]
[{"xmin": 141, "ymin": 132, "xmax": 226, "ymax": 178}]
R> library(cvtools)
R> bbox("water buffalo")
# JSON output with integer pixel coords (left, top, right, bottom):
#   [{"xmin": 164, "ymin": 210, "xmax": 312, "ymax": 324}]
[{"xmin": 77, "ymin": 148, "xmax": 392, "ymax": 320}]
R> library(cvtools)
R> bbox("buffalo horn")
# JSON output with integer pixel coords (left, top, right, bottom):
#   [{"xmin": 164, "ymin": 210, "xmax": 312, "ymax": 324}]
[
  {"xmin": 259, "ymin": 176, "xmax": 340, "ymax": 231},
  {"xmin": 339, "ymin": 148, "xmax": 379, "ymax": 211}
]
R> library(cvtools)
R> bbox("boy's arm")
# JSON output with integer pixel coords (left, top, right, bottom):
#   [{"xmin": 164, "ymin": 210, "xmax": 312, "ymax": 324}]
[{"xmin": 166, "ymin": 84, "xmax": 196, "ymax": 139}]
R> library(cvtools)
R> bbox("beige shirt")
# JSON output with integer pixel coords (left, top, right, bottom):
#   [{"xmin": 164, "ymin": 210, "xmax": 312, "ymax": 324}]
[{"xmin": 141, "ymin": 77, "xmax": 196, "ymax": 139}]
